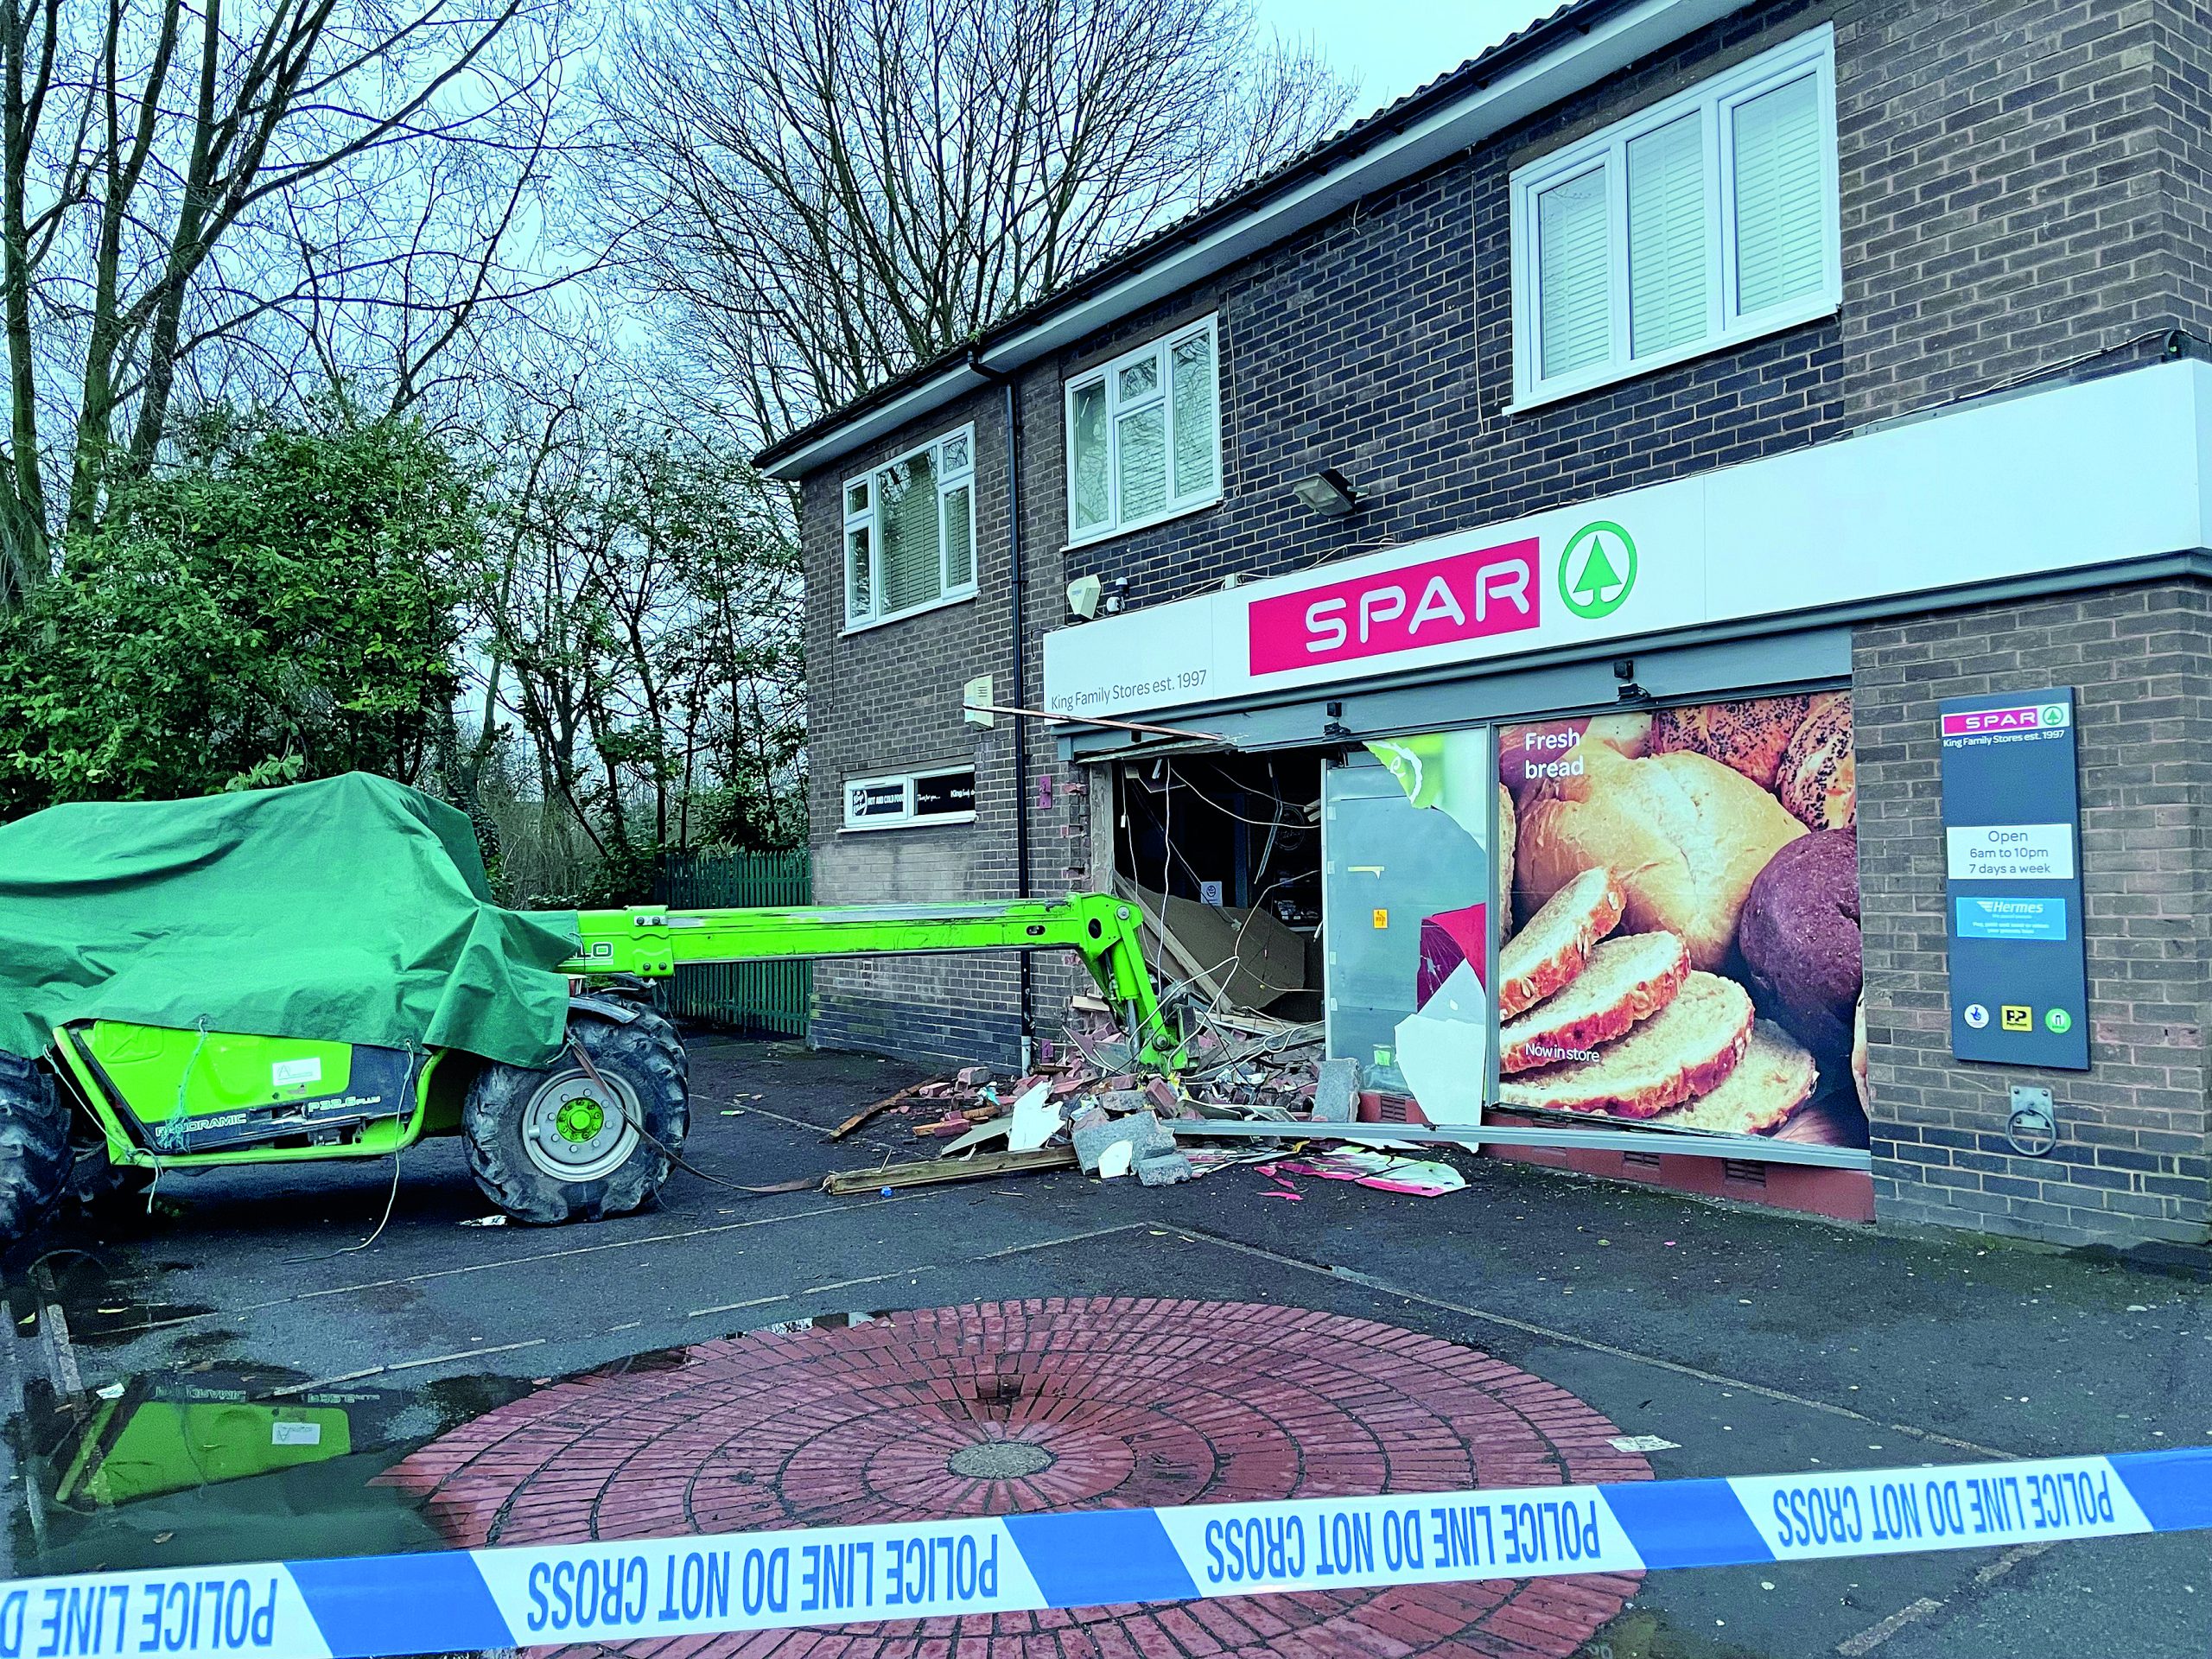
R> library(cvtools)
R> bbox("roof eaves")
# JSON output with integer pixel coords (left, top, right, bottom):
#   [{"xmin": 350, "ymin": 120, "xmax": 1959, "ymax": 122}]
[{"xmin": 755, "ymin": 0, "xmax": 1733, "ymax": 478}]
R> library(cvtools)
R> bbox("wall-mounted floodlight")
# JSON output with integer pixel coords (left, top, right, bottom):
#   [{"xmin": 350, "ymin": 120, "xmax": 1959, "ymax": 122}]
[{"xmin": 1292, "ymin": 467, "xmax": 1359, "ymax": 518}]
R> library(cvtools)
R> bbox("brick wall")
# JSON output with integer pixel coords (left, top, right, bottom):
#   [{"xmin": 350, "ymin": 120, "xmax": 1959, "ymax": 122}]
[
  {"xmin": 1853, "ymin": 582, "xmax": 2212, "ymax": 1245},
  {"xmin": 802, "ymin": 385, "xmax": 1030, "ymax": 1068},
  {"xmin": 1836, "ymin": 0, "xmax": 2209, "ymax": 423}
]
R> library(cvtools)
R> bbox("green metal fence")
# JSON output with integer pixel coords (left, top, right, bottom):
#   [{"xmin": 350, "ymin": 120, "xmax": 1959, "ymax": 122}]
[{"xmin": 653, "ymin": 848, "xmax": 812, "ymax": 1036}]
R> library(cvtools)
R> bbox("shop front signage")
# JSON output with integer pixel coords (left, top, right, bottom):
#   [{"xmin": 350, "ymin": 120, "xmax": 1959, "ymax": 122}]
[
  {"xmin": 1042, "ymin": 359, "xmax": 2212, "ymax": 721},
  {"xmin": 1248, "ymin": 537, "xmax": 1541, "ymax": 675},
  {"xmin": 1938, "ymin": 690, "xmax": 2089, "ymax": 1070}
]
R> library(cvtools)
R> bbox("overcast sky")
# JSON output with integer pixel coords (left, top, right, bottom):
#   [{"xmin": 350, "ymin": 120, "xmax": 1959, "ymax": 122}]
[{"xmin": 1258, "ymin": 0, "xmax": 1560, "ymax": 112}]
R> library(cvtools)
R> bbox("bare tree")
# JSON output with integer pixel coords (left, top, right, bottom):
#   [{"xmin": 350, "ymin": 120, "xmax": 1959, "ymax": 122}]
[
  {"xmin": 599, "ymin": 0, "xmax": 1353, "ymax": 434},
  {"xmin": 0, "ymin": 0, "xmax": 592, "ymax": 598}
]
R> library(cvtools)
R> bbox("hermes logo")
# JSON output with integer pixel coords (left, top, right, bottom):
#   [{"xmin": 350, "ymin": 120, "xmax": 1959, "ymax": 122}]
[{"xmin": 1248, "ymin": 537, "xmax": 1541, "ymax": 677}]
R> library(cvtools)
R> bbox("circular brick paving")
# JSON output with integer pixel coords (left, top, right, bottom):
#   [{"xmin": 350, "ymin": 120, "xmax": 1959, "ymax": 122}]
[{"xmin": 380, "ymin": 1299, "xmax": 1650, "ymax": 1657}]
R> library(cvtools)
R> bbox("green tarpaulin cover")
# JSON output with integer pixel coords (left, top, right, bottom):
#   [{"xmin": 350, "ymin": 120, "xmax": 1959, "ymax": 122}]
[{"xmin": 0, "ymin": 773, "xmax": 582, "ymax": 1065}]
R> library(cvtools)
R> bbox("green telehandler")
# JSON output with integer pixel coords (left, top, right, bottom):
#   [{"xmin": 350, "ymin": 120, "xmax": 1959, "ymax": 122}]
[{"xmin": 0, "ymin": 891, "xmax": 1171, "ymax": 1249}]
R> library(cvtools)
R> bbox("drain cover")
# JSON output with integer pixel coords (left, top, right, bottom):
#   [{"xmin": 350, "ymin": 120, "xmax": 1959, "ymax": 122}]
[{"xmin": 947, "ymin": 1440, "xmax": 1055, "ymax": 1479}]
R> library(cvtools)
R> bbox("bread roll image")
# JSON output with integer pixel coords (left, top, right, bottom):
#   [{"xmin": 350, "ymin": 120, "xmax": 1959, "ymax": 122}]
[
  {"xmin": 1515, "ymin": 741, "xmax": 1809, "ymax": 970},
  {"xmin": 1649, "ymin": 696, "xmax": 1809, "ymax": 790},
  {"xmin": 1737, "ymin": 828, "xmax": 1860, "ymax": 1061},
  {"xmin": 1778, "ymin": 690, "xmax": 1856, "ymax": 830}
]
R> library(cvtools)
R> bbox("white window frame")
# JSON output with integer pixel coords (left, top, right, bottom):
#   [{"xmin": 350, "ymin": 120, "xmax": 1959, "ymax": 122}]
[
  {"xmin": 1063, "ymin": 315, "xmax": 1224, "ymax": 549},
  {"xmin": 841, "ymin": 425, "xmax": 978, "ymax": 632},
  {"xmin": 1508, "ymin": 25, "xmax": 1841, "ymax": 413},
  {"xmin": 840, "ymin": 766, "xmax": 978, "ymax": 831}
]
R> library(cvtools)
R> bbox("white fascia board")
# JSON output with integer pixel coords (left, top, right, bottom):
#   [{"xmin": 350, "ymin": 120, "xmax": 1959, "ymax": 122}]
[
  {"xmin": 762, "ymin": 364, "xmax": 989, "ymax": 482},
  {"xmin": 760, "ymin": 0, "xmax": 1745, "ymax": 482}
]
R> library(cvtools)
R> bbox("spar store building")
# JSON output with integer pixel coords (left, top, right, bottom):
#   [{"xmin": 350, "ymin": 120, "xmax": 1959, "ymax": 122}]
[{"xmin": 757, "ymin": 0, "xmax": 2212, "ymax": 1248}]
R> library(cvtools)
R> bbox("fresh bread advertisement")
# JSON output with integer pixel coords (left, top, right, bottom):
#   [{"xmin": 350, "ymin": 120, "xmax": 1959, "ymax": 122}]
[{"xmin": 1494, "ymin": 694, "xmax": 1866, "ymax": 1149}]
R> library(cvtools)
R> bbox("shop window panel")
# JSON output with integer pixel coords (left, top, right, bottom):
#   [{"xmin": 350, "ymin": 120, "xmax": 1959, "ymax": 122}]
[{"xmin": 1323, "ymin": 757, "xmax": 1491, "ymax": 1095}]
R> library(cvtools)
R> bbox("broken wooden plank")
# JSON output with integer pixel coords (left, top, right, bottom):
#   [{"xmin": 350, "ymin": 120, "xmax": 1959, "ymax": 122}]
[
  {"xmin": 824, "ymin": 1147, "xmax": 1077, "ymax": 1195},
  {"xmin": 826, "ymin": 1082, "xmax": 932, "ymax": 1141}
]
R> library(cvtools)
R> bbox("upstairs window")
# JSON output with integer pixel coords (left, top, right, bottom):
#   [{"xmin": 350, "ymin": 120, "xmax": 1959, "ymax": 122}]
[
  {"xmin": 843, "ymin": 427, "xmax": 976, "ymax": 629},
  {"xmin": 1510, "ymin": 26, "xmax": 1840, "ymax": 410},
  {"xmin": 1065, "ymin": 317, "xmax": 1222, "ymax": 545}
]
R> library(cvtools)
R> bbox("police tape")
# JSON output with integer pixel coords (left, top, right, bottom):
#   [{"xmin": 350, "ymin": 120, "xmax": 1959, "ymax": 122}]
[{"xmin": 2, "ymin": 1449, "xmax": 2204, "ymax": 1659}]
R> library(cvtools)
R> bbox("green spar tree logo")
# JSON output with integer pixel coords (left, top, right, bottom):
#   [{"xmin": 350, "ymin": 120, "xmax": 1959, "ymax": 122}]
[{"xmin": 1559, "ymin": 521, "xmax": 1637, "ymax": 620}]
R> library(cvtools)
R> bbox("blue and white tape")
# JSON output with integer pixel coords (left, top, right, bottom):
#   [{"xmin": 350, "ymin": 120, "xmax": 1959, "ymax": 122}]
[{"xmin": 2, "ymin": 1450, "xmax": 2203, "ymax": 1659}]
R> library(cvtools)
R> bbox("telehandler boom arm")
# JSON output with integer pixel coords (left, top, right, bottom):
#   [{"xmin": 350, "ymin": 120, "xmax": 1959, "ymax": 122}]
[{"xmin": 555, "ymin": 893, "xmax": 1173, "ymax": 1065}]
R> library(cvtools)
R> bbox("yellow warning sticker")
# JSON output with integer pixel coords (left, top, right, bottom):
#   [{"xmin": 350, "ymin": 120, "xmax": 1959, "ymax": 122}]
[{"xmin": 1371, "ymin": 908, "xmax": 1389, "ymax": 930}]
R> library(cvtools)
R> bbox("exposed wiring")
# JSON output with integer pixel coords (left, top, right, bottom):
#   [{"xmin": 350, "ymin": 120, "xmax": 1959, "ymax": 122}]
[{"xmin": 288, "ymin": 1045, "xmax": 420, "ymax": 1262}]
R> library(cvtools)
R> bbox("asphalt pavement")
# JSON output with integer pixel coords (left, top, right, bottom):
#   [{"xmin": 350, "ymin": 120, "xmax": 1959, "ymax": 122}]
[{"xmin": 3, "ymin": 1030, "xmax": 2207, "ymax": 1657}]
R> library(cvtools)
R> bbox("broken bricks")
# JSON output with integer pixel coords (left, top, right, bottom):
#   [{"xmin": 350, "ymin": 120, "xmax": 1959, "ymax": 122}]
[{"xmin": 1071, "ymin": 1107, "xmax": 1174, "ymax": 1174}]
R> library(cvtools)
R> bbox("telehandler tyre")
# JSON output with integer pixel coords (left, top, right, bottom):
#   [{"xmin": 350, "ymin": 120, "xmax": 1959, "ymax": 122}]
[
  {"xmin": 462, "ymin": 1007, "xmax": 689, "ymax": 1224},
  {"xmin": 0, "ymin": 1051, "xmax": 70, "ymax": 1249}
]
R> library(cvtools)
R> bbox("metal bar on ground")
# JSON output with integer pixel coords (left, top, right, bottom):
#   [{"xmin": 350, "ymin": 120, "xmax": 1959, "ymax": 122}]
[{"xmin": 1168, "ymin": 1116, "xmax": 1874, "ymax": 1171}]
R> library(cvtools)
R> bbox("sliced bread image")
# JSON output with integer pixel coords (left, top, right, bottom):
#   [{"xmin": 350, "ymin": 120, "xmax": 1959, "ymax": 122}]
[
  {"xmin": 1643, "ymin": 1020, "xmax": 1817, "ymax": 1135},
  {"xmin": 1498, "ymin": 931, "xmax": 1690, "ymax": 1073},
  {"xmin": 1497, "ymin": 971, "xmax": 1754, "ymax": 1118},
  {"xmin": 1497, "ymin": 866, "xmax": 1624, "ymax": 1018}
]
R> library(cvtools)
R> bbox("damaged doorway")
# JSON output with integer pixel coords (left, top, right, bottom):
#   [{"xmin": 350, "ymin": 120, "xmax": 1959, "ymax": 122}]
[{"xmin": 1111, "ymin": 752, "xmax": 1324, "ymax": 1024}]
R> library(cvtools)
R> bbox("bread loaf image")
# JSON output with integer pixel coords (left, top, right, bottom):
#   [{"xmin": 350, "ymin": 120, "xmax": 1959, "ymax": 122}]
[
  {"xmin": 1497, "ymin": 971, "xmax": 1754, "ymax": 1117},
  {"xmin": 1497, "ymin": 931, "xmax": 1690, "ymax": 1073},
  {"xmin": 1649, "ymin": 696, "xmax": 1809, "ymax": 790},
  {"xmin": 1515, "ymin": 741, "xmax": 1808, "ymax": 970},
  {"xmin": 1643, "ymin": 1019, "xmax": 1817, "ymax": 1135},
  {"xmin": 1497, "ymin": 866, "xmax": 1624, "ymax": 1018}
]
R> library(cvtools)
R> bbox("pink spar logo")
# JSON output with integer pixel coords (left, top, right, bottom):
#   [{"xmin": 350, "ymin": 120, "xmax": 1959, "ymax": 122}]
[
  {"xmin": 1248, "ymin": 537, "xmax": 1540, "ymax": 676},
  {"xmin": 1941, "ymin": 702, "xmax": 2069, "ymax": 738}
]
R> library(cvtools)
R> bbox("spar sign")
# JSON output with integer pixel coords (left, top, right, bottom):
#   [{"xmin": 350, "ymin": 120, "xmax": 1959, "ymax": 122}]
[
  {"xmin": 1247, "ymin": 538, "xmax": 1541, "ymax": 675},
  {"xmin": 1041, "ymin": 485, "xmax": 1701, "ymax": 721}
]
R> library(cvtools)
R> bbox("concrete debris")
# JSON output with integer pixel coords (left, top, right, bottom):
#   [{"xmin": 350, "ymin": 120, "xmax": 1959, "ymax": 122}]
[
  {"xmin": 824, "ymin": 994, "xmax": 1456, "ymax": 1200},
  {"xmin": 1313, "ymin": 1057, "xmax": 1360, "ymax": 1122},
  {"xmin": 1135, "ymin": 1150, "xmax": 1196, "ymax": 1187}
]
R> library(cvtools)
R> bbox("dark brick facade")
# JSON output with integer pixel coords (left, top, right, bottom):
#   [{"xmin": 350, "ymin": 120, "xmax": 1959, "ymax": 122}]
[
  {"xmin": 1854, "ymin": 582, "xmax": 2212, "ymax": 1245},
  {"xmin": 792, "ymin": 0, "xmax": 2212, "ymax": 1242}
]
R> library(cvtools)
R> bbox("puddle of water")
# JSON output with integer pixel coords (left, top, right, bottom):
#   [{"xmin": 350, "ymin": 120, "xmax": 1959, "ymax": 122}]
[
  {"xmin": 1578, "ymin": 1606, "xmax": 1770, "ymax": 1659},
  {"xmin": 5, "ymin": 1347, "xmax": 536, "ymax": 1578},
  {"xmin": 12, "ymin": 1245, "xmax": 215, "ymax": 1347}
]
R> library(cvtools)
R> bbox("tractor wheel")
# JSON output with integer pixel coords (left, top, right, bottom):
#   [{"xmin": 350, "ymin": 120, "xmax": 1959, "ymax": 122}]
[
  {"xmin": 462, "ymin": 1008, "xmax": 690, "ymax": 1224},
  {"xmin": 0, "ymin": 1051, "xmax": 71, "ymax": 1250},
  {"xmin": 66, "ymin": 1130, "xmax": 153, "ymax": 1212}
]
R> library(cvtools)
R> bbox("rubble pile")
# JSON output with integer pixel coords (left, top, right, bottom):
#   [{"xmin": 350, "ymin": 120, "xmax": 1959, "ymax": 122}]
[{"xmin": 824, "ymin": 992, "xmax": 1389, "ymax": 1190}]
